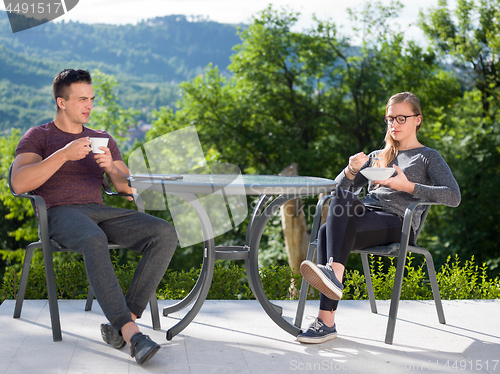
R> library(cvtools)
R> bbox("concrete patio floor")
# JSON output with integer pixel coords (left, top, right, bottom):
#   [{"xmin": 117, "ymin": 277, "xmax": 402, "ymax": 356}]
[{"xmin": 1, "ymin": 299, "xmax": 499, "ymax": 373}]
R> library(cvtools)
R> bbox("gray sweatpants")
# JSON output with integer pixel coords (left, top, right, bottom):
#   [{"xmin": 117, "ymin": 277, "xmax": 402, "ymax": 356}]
[{"xmin": 47, "ymin": 203, "xmax": 178, "ymax": 332}]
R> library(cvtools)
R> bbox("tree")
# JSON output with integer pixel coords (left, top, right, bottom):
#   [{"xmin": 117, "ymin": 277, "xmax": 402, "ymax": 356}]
[
  {"xmin": 420, "ymin": 0, "xmax": 500, "ymax": 274},
  {"xmin": 417, "ymin": 0, "xmax": 500, "ymax": 274},
  {"xmin": 419, "ymin": 0, "xmax": 500, "ymax": 117},
  {"xmin": 88, "ymin": 70, "xmax": 141, "ymax": 149},
  {"xmin": 0, "ymin": 129, "xmax": 36, "ymax": 244},
  {"xmin": 150, "ymin": 3, "xmax": 459, "ymax": 176},
  {"xmin": 147, "ymin": 3, "xmax": 462, "ymax": 269}
]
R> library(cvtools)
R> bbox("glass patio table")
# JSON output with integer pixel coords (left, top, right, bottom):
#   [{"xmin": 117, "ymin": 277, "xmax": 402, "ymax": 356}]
[{"xmin": 128, "ymin": 173, "xmax": 337, "ymax": 340}]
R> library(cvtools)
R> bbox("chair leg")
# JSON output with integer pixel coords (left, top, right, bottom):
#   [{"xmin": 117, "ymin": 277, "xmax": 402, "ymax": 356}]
[
  {"xmin": 423, "ymin": 250, "xmax": 446, "ymax": 324},
  {"xmin": 360, "ymin": 254, "xmax": 377, "ymax": 314},
  {"xmin": 149, "ymin": 294, "xmax": 161, "ymax": 330},
  {"xmin": 42, "ymin": 249, "xmax": 62, "ymax": 342},
  {"xmin": 14, "ymin": 243, "xmax": 38, "ymax": 319},
  {"xmin": 294, "ymin": 278, "xmax": 309, "ymax": 329},
  {"xmin": 85, "ymin": 285, "xmax": 94, "ymax": 312},
  {"xmin": 294, "ymin": 242, "xmax": 317, "ymax": 329},
  {"xmin": 87, "ymin": 284, "xmax": 161, "ymax": 330},
  {"xmin": 384, "ymin": 251, "xmax": 407, "ymax": 345}
]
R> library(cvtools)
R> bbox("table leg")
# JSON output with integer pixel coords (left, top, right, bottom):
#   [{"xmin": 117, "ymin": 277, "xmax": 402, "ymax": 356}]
[
  {"xmin": 162, "ymin": 240, "xmax": 209, "ymax": 316},
  {"xmin": 294, "ymin": 193, "xmax": 334, "ymax": 328},
  {"xmin": 246, "ymin": 194, "xmax": 303, "ymax": 337},
  {"xmin": 245, "ymin": 195, "xmax": 271, "ymax": 245},
  {"xmin": 245, "ymin": 195, "xmax": 283, "ymax": 316},
  {"xmin": 164, "ymin": 193, "xmax": 216, "ymax": 341}
]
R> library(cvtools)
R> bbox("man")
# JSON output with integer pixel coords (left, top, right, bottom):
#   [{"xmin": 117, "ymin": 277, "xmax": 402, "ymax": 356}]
[{"xmin": 11, "ymin": 69, "xmax": 178, "ymax": 365}]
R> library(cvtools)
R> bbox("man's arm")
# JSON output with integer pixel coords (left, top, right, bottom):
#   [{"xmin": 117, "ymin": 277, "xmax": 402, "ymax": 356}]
[
  {"xmin": 93, "ymin": 146, "xmax": 133, "ymax": 199},
  {"xmin": 106, "ymin": 160, "xmax": 134, "ymax": 196},
  {"xmin": 11, "ymin": 137, "xmax": 92, "ymax": 194}
]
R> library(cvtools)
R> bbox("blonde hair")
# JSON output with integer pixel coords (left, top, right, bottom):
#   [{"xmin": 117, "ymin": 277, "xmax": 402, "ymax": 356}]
[{"xmin": 373, "ymin": 92, "xmax": 422, "ymax": 168}]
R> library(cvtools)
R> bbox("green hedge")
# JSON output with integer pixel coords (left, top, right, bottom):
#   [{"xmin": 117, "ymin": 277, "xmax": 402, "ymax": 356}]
[{"xmin": 1, "ymin": 254, "xmax": 499, "ymax": 304}]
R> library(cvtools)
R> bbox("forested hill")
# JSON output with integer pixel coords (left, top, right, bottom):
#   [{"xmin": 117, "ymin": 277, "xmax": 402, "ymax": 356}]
[
  {"xmin": 0, "ymin": 11, "xmax": 243, "ymax": 83},
  {"xmin": 0, "ymin": 11, "xmax": 244, "ymax": 132}
]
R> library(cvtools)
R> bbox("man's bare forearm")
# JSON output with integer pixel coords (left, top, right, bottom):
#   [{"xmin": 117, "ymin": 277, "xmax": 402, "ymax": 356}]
[{"xmin": 106, "ymin": 161, "xmax": 133, "ymax": 195}]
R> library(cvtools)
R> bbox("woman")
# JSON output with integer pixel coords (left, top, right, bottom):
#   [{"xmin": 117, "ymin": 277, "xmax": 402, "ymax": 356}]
[{"xmin": 297, "ymin": 92, "xmax": 461, "ymax": 344}]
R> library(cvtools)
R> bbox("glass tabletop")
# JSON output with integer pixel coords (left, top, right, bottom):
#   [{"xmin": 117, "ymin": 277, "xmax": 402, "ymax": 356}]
[{"xmin": 128, "ymin": 173, "xmax": 337, "ymax": 196}]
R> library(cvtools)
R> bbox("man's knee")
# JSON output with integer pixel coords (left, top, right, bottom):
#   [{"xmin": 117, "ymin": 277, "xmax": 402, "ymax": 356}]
[
  {"xmin": 151, "ymin": 218, "xmax": 178, "ymax": 248},
  {"xmin": 83, "ymin": 230, "xmax": 109, "ymax": 249}
]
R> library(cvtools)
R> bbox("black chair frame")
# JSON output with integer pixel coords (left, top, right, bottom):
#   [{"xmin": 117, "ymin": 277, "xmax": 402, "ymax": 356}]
[
  {"xmin": 8, "ymin": 163, "xmax": 160, "ymax": 341},
  {"xmin": 294, "ymin": 189, "xmax": 446, "ymax": 344}
]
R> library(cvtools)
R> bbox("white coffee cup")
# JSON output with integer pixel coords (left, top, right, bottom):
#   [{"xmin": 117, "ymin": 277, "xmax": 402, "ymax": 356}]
[{"xmin": 89, "ymin": 137, "xmax": 109, "ymax": 154}]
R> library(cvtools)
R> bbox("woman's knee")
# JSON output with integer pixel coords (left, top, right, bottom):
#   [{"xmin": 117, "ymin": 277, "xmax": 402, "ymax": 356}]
[
  {"xmin": 329, "ymin": 190, "xmax": 354, "ymax": 215},
  {"xmin": 318, "ymin": 224, "xmax": 327, "ymax": 240},
  {"xmin": 316, "ymin": 224, "xmax": 328, "ymax": 264},
  {"xmin": 329, "ymin": 190, "xmax": 363, "ymax": 217}
]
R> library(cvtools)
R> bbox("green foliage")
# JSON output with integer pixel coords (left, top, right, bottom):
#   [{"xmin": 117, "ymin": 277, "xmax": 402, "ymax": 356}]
[
  {"xmin": 259, "ymin": 265, "xmax": 301, "ymax": 300},
  {"xmin": 417, "ymin": 0, "xmax": 500, "ymax": 274},
  {"xmin": 157, "ymin": 262, "xmax": 295, "ymax": 301},
  {"xmin": 208, "ymin": 262, "xmax": 251, "ymax": 300},
  {"xmin": 147, "ymin": 3, "xmax": 463, "ymax": 268},
  {"xmin": 158, "ymin": 267, "xmax": 200, "ymax": 300},
  {"xmin": 88, "ymin": 70, "xmax": 141, "ymax": 148},
  {"xmin": 437, "ymin": 255, "xmax": 500, "ymax": 299},
  {"xmin": 0, "ymin": 254, "xmax": 137, "ymax": 302},
  {"xmin": 1, "ymin": 0, "xmax": 500, "ymax": 288},
  {"xmin": 1, "ymin": 254, "xmax": 498, "ymax": 304},
  {"xmin": 0, "ymin": 79, "xmax": 55, "ymax": 133},
  {"xmin": 419, "ymin": 0, "xmax": 500, "ymax": 114},
  {"xmin": 258, "ymin": 216, "xmax": 289, "ymax": 268},
  {"xmin": 158, "ymin": 262, "xmax": 253, "ymax": 301},
  {"xmin": 0, "ymin": 129, "xmax": 37, "ymax": 244},
  {"xmin": 342, "ymin": 254, "xmax": 500, "ymax": 301},
  {"xmin": 0, "ymin": 266, "xmax": 18, "ymax": 301},
  {"xmin": 54, "ymin": 261, "xmax": 88, "ymax": 300},
  {"xmin": 149, "ymin": 3, "xmax": 461, "ymax": 177}
]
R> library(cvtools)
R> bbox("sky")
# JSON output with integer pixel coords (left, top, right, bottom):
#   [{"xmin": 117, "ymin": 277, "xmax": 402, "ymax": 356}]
[{"xmin": 1, "ymin": 0, "xmax": 444, "ymax": 45}]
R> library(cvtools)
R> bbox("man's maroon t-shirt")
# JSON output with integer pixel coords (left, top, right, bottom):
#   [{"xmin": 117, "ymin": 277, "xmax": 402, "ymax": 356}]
[{"xmin": 15, "ymin": 121, "xmax": 123, "ymax": 209}]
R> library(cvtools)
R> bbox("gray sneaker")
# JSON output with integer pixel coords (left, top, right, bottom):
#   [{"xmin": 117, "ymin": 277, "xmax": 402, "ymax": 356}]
[
  {"xmin": 296, "ymin": 317, "xmax": 337, "ymax": 344},
  {"xmin": 300, "ymin": 257, "xmax": 343, "ymax": 300}
]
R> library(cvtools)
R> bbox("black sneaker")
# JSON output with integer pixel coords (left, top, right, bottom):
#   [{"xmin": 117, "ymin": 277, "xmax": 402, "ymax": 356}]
[
  {"xmin": 100, "ymin": 323, "xmax": 126, "ymax": 349},
  {"xmin": 296, "ymin": 317, "xmax": 337, "ymax": 344},
  {"xmin": 300, "ymin": 257, "xmax": 343, "ymax": 300}
]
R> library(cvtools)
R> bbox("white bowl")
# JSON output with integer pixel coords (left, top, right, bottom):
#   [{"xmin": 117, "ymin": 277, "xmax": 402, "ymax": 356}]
[{"xmin": 360, "ymin": 167, "xmax": 395, "ymax": 182}]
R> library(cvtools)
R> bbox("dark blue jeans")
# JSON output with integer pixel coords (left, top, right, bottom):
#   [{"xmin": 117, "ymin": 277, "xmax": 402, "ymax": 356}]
[
  {"xmin": 317, "ymin": 190, "xmax": 413, "ymax": 312},
  {"xmin": 48, "ymin": 204, "xmax": 178, "ymax": 332}
]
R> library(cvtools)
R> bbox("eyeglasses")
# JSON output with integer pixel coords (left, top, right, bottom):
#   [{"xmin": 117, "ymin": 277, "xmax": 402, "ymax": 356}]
[{"xmin": 383, "ymin": 114, "xmax": 420, "ymax": 125}]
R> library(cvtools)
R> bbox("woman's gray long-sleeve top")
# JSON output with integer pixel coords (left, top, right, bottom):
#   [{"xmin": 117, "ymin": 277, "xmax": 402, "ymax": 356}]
[{"xmin": 334, "ymin": 146, "xmax": 461, "ymax": 234}]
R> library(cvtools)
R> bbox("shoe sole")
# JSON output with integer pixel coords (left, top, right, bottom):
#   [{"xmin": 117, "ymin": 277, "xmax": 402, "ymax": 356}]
[
  {"xmin": 136, "ymin": 344, "xmax": 160, "ymax": 365},
  {"xmin": 301, "ymin": 261, "xmax": 343, "ymax": 301},
  {"xmin": 296, "ymin": 331, "xmax": 338, "ymax": 344},
  {"xmin": 100, "ymin": 324, "xmax": 127, "ymax": 349}
]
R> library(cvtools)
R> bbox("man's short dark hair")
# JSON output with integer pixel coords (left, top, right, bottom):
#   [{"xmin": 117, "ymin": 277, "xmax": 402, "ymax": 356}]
[{"xmin": 53, "ymin": 69, "xmax": 92, "ymax": 110}]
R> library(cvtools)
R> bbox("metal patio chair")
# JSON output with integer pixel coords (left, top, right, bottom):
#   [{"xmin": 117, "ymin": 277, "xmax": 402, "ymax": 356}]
[
  {"xmin": 8, "ymin": 162, "xmax": 160, "ymax": 341},
  {"xmin": 294, "ymin": 189, "xmax": 446, "ymax": 344}
]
